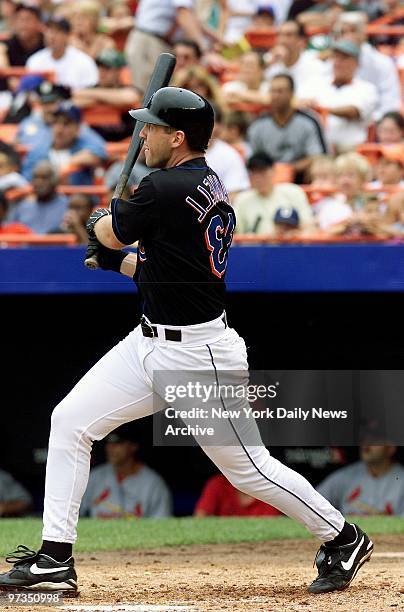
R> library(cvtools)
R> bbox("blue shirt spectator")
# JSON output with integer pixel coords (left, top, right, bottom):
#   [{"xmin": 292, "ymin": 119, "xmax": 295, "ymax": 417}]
[
  {"xmin": 9, "ymin": 161, "xmax": 68, "ymax": 234},
  {"xmin": 22, "ymin": 102, "xmax": 107, "ymax": 186}
]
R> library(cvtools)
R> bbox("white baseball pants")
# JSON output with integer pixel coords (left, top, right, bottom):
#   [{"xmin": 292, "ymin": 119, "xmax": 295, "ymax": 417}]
[{"xmin": 42, "ymin": 314, "xmax": 344, "ymax": 544}]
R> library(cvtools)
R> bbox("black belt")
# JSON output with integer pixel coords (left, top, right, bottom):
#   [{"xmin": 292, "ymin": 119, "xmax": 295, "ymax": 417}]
[{"xmin": 140, "ymin": 314, "xmax": 227, "ymax": 342}]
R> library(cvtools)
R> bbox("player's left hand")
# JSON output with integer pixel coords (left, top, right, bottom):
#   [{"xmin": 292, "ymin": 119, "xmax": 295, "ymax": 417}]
[
  {"xmin": 97, "ymin": 244, "xmax": 127, "ymax": 273},
  {"xmin": 86, "ymin": 208, "xmax": 111, "ymax": 239}
]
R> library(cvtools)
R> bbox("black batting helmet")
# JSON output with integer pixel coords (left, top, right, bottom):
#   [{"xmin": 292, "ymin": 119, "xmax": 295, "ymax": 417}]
[{"xmin": 129, "ymin": 87, "xmax": 214, "ymax": 151}]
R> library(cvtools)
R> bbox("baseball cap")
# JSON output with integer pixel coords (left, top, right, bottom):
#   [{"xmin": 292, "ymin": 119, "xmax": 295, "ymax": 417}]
[
  {"xmin": 46, "ymin": 15, "xmax": 71, "ymax": 33},
  {"xmin": 36, "ymin": 80, "xmax": 71, "ymax": 103},
  {"xmin": 274, "ymin": 207, "xmax": 300, "ymax": 226},
  {"xmin": 96, "ymin": 49, "xmax": 126, "ymax": 69},
  {"xmin": 331, "ymin": 39, "xmax": 360, "ymax": 58},
  {"xmin": 17, "ymin": 74, "xmax": 44, "ymax": 94},
  {"xmin": 256, "ymin": 4, "xmax": 275, "ymax": 18},
  {"xmin": 247, "ymin": 153, "xmax": 274, "ymax": 171},
  {"xmin": 54, "ymin": 101, "xmax": 81, "ymax": 123}
]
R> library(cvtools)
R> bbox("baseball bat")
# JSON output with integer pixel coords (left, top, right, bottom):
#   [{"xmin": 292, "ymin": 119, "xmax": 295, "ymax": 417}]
[{"xmin": 84, "ymin": 52, "xmax": 177, "ymax": 269}]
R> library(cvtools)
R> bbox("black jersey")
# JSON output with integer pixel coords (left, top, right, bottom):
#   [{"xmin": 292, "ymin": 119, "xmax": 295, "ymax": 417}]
[{"xmin": 111, "ymin": 157, "xmax": 235, "ymax": 325}]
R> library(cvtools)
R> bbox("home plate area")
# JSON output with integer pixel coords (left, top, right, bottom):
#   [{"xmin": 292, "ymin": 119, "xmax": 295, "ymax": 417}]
[{"xmin": 51, "ymin": 536, "xmax": 404, "ymax": 612}]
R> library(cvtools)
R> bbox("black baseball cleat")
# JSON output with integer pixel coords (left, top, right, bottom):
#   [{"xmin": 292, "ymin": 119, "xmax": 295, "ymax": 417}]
[
  {"xmin": 0, "ymin": 545, "xmax": 78, "ymax": 597},
  {"xmin": 308, "ymin": 524, "xmax": 373, "ymax": 594}
]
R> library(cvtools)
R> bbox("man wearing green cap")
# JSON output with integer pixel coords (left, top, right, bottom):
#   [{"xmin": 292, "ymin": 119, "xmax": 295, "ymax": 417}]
[
  {"xmin": 298, "ymin": 39, "xmax": 378, "ymax": 152},
  {"xmin": 73, "ymin": 49, "xmax": 141, "ymax": 141}
]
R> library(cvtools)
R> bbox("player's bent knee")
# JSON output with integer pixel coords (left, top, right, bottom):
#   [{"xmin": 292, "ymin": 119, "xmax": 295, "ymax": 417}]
[{"xmin": 50, "ymin": 399, "xmax": 90, "ymax": 443}]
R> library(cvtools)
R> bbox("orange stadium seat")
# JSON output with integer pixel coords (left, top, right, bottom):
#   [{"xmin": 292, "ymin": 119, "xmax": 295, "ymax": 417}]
[
  {"xmin": 0, "ymin": 234, "xmax": 77, "ymax": 245},
  {"xmin": 0, "ymin": 67, "xmax": 55, "ymax": 81},
  {"xmin": 244, "ymin": 28, "xmax": 277, "ymax": 49},
  {"xmin": 83, "ymin": 105, "xmax": 124, "ymax": 127},
  {"xmin": 6, "ymin": 184, "xmax": 110, "ymax": 207},
  {"xmin": 301, "ymin": 184, "xmax": 403, "ymax": 205},
  {"xmin": 233, "ymin": 233, "xmax": 388, "ymax": 244}
]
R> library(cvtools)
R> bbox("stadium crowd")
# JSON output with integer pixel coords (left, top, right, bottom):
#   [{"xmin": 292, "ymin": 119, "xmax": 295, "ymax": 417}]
[{"xmin": 0, "ymin": 0, "xmax": 402, "ymax": 243}]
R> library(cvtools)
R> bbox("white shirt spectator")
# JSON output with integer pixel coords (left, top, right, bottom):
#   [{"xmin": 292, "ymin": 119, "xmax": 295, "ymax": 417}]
[
  {"xmin": 299, "ymin": 76, "xmax": 378, "ymax": 151},
  {"xmin": 356, "ymin": 43, "xmax": 401, "ymax": 121},
  {"xmin": 135, "ymin": 0, "xmax": 194, "ymax": 39},
  {"xmin": 271, "ymin": 0, "xmax": 293, "ymax": 24},
  {"xmin": 223, "ymin": 0, "xmax": 258, "ymax": 44},
  {"xmin": 317, "ymin": 195, "xmax": 353, "ymax": 230},
  {"xmin": 206, "ymin": 139, "xmax": 250, "ymax": 195},
  {"xmin": 234, "ymin": 183, "xmax": 314, "ymax": 234},
  {"xmin": 27, "ymin": 45, "xmax": 98, "ymax": 90},
  {"xmin": 265, "ymin": 50, "xmax": 329, "ymax": 98}
]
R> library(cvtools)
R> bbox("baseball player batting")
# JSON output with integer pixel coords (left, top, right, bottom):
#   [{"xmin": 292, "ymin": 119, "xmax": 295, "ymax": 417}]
[{"xmin": 0, "ymin": 87, "xmax": 373, "ymax": 597}]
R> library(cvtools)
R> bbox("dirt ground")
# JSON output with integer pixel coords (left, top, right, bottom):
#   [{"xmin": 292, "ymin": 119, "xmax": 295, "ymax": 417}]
[{"xmin": 1, "ymin": 535, "xmax": 403, "ymax": 612}]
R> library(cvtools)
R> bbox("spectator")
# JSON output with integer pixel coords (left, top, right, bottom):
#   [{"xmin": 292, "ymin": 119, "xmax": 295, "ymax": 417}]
[
  {"xmin": 377, "ymin": 112, "xmax": 404, "ymax": 146},
  {"xmin": 308, "ymin": 155, "xmax": 337, "ymax": 189},
  {"xmin": 218, "ymin": 0, "xmax": 257, "ymax": 44},
  {"xmin": 298, "ymin": 40, "xmax": 378, "ymax": 153},
  {"xmin": 173, "ymin": 39, "xmax": 202, "ymax": 71},
  {"xmin": 58, "ymin": 193, "xmax": 94, "ymax": 243},
  {"xmin": 222, "ymin": 50, "xmax": 271, "ymax": 106},
  {"xmin": 17, "ymin": 81, "xmax": 71, "ymax": 146},
  {"xmin": 264, "ymin": 20, "xmax": 328, "ymax": 97},
  {"xmin": 291, "ymin": 0, "xmax": 343, "ymax": 29},
  {"xmin": 317, "ymin": 152, "xmax": 371, "ymax": 231},
  {"xmin": 206, "ymin": 105, "xmax": 250, "ymax": 200},
  {"xmin": 9, "ymin": 161, "xmax": 68, "ymax": 234},
  {"xmin": 3, "ymin": 73, "xmax": 44, "ymax": 125},
  {"xmin": 247, "ymin": 5, "xmax": 276, "ymax": 30},
  {"xmin": 333, "ymin": 12, "xmax": 401, "ymax": 120},
  {"xmin": 22, "ymin": 102, "xmax": 107, "ymax": 186},
  {"xmin": 0, "ymin": 468, "xmax": 32, "ymax": 516},
  {"xmin": 195, "ymin": 473, "xmax": 281, "ymax": 516},
  {"xmin": 221, "ymin": 110, "xmax": 251, "ymax": 159},
  {"xmin": 73, "ymin": 49, "xmax": 141, "ymax": 141},
  {"xmin": 385, "ymin": 193, "xmax": 404, "ymax": 237},
  {"xmin": 0, "ymin": 191, "xmax": 32, "ymax": 236},
  {"xmin": 273, "ymin": 206, "xmax": 301, "ymax": 238},
  {"xmin": 317, "ymin": 445, "xmax": 404, "ymax": 516},
  {"xmin": 172, "ymin": 65, "xmax": 222, "ymax": 106},
  {"xmin": 248, "ymin": 74, "xmax": 327, "ymax": 180},
  {"xmin": 27, "ymin": 16, "xmax": 99, "ymax": 90},
  {"xmin": 69, "ymin": 0, "xmax": 116, "ymax": 59},
  {"xmin": 0, "ymin": 0, "xmax": 17, "ymax": 33},
  {"xmin": 0, "ymin": 150, "xmax": 28, "ymax": 192},
  {"xmin": 234, "ymin": 153, "xmax": 313, "ymax": 233},
  {"xmin": 372, "ymin": 148, "xmax": 404, "ymax": 190},
  {"xmin": 105, "ymin": 150, "xmax": 156, "ymax": 195},
  {"xmin": 81, "ymin": 427, "xmax": 172, "ymax": 518},
  {"xmin": 0, "ymin": 4, "xmax": 44, "ymax": 68},
  {"xmin": 100, "ymin": 0, "xmax": 134, "ymax": 36},
  {"xmin": 125, "ymin": 0, "xmax": 207, "ymax": 92}
]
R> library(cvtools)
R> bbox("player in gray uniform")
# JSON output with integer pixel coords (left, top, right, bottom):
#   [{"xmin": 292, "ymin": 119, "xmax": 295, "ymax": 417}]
[
  {"xmin": 81, "ymin": 429, "xmax": 172, "ymax": 518},
  {"xmin": 0, "ymin": 469, "xmax": 32, "ymax": 517},
  {"xmin": 318, "ymin": 445, "xmax": 404, "ymax": 516}
]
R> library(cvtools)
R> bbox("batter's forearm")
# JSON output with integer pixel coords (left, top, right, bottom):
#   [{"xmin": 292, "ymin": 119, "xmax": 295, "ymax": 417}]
[{"xmin": 94, "ymin": 215, "xmax": 126, "ymax": 249}]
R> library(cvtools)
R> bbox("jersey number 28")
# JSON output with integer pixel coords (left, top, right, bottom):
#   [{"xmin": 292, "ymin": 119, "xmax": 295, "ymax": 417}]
[{"xmin": 205, "ymin": 213, "xmax": 235, "ymax": 278}]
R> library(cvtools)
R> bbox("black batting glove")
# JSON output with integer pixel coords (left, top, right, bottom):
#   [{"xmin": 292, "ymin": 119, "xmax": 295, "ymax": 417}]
[
  {"xmin": 97, "ymin": 245, "xmax": 127, "ymax": 273},
  {"xmin": 86, "ymin": 208, "xmax": 111, "ymax": 239}
]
